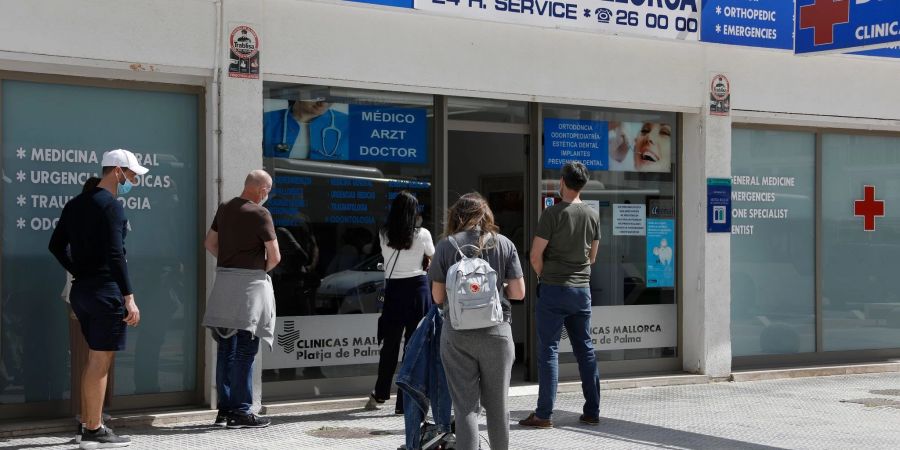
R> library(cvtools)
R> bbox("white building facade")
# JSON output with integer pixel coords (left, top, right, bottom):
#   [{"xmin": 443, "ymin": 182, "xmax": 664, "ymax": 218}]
[{"xmin": 1, "ymin": 0, "xmax": 898, "ymax": 420}]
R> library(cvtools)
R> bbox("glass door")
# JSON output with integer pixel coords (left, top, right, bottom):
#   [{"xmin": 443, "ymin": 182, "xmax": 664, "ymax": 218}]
[
  {"xmin": 447, "ymin": 130, "xmax": 530, "ymax": 382},
  {"xmin": 443, "ymin": 95, "xmax": 532, "ymax": 381}
]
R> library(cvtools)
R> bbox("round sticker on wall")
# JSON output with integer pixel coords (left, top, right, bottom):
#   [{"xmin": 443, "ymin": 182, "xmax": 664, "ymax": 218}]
[
  {"xmin": 230, "ymin": 26, "xmax": 259, "ymax": 59},
  {"xmin": 228, "ymin": 25, "xmax": 260, "ymax": 79},
  {"xmin": 711, "ymin": 74, "xmax": 730, "ymax": 101},
  {"xmin": 709, "ymin": 73, "xmax": 731, "ymax": 116}
]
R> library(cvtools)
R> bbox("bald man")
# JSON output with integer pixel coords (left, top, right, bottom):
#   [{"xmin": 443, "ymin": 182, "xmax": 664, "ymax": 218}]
[{"xmin": 203, "ymin": 170, "xmax": 281, "ymax": 429}]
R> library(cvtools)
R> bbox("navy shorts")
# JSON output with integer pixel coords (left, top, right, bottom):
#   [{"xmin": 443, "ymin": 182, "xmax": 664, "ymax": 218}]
[{"xmin": 70, "ymin": 279, "xmax": 128, "ymax": 351}]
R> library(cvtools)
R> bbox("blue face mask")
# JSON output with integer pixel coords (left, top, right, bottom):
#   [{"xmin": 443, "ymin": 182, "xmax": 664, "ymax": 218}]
[{"xmin": 117, "ymin": 168, "xmax": 134, "ymax": 196}]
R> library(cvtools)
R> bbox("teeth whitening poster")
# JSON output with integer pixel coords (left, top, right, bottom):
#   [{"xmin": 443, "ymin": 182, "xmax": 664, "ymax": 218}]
[
  {"xmin": 646, "ymin": 219, "xmax": 675, "ymax": 288},
  {"xmin": 608, "ymin": 121, "xmax": 673, "ymax": 173}
]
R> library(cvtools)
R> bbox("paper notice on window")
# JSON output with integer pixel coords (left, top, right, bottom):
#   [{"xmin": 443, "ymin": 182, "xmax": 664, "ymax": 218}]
[{"xmin": 613, "ymin": 204, "xmax": 646, "ymax": 236}]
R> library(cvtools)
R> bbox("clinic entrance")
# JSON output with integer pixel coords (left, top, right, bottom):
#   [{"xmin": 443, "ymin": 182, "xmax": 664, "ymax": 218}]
[
  {"xmin": 437, "ymin": 97, "xmax": 682, "ymax": 382},
  {"xmin": 437, "ymin": 97, "xmax": 537, "ymax": 382}
]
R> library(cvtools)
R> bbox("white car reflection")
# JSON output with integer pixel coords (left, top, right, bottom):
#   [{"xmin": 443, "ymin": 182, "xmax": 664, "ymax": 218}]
[{"xmin": 315, "ymin": 254, "xmax": 384, "ymax": 314}]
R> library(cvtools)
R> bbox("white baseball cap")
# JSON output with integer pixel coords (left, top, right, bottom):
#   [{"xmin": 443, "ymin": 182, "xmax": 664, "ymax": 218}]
[{"xmin": 101, "ymin": 149, "xmax": 149, "ymax": 175}]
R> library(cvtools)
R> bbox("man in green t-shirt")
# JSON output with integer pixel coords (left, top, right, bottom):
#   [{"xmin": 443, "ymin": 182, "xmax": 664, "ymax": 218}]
[{"xmin": 519, "ymin": 161, "xmax": 601, "ymax": 429}]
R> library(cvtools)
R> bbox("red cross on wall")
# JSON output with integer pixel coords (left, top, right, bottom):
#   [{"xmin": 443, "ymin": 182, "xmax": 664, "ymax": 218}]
[
  {"xmin": 799, "ymin": 0, "xmax": 850, "ymax": 46},
  {"xmin": 854, "ymin": 185, "xmax": 885, "ymax": 232}
]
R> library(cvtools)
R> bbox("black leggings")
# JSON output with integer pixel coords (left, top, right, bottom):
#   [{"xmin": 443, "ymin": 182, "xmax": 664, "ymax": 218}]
[{"xmin": 373, "ymin": 275, "xmax": 430, "ymax": 400}]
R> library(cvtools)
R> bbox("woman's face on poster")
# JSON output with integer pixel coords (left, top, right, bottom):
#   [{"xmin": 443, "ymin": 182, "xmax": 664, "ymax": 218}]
[{"xmin": 633, "ymin": 122, "xmax": 672, "ymax": 172}]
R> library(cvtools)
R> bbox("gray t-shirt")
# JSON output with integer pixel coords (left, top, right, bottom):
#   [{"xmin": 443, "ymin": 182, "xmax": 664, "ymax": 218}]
[
  {"xmin": 535, "ymin": 201, "xmax": 601, "ymax": 287},
  {"xmin": 429, "ymin": 230, "xmax": 524, "ymax": 321}
]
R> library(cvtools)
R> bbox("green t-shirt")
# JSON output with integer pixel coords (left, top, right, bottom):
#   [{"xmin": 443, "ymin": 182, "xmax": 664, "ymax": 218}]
[{"xmin": 535, "ymin": 201, "xmax": 601, "ymax": 287}]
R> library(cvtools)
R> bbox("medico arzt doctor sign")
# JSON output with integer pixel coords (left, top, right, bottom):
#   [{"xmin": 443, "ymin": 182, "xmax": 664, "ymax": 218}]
[
  {"xmin": 795, "ymin": 0, "xmax": 900, "ymax": 54},
  {"xmin": 349, "ymin": 105, "xmax": 428, "ymax": 164}
]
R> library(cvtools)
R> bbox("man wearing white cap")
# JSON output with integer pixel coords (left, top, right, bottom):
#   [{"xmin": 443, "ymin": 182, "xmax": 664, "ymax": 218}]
[{"xmin": 49, "ymin": 148, "xmax": 148, "ymax": 448}]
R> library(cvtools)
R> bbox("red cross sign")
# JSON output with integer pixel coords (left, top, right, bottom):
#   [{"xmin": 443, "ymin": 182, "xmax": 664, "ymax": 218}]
[
  {"xmin": 854, "ymin": 185, "xmax": 884, "ymax": 232},
  {"xmin": 799, "ymin": 0, "xmax": 850, "ymax": 46}
]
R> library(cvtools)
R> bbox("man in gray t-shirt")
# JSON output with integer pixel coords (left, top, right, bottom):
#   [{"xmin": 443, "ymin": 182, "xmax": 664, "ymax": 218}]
[{"xmin": 519, "ymin": 161, "xmax": 601, "ymax": 429}]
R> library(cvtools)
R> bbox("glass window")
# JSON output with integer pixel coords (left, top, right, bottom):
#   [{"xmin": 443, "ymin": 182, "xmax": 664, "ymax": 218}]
[
  {"xmin": 822, "ymin": 134, "xmax": 900, "ymax": 351},
  {"xmin": 0, "ymin": 80, "xmax": 199, "ymax": 403},
  {"xmin": 448, "ymin": 96, "xmax": 528, "ymax": 123},
  {"xmin": 541, "ymin": 105, "xmax": 678, "ymax": 363},
  {"xmin": 261, "ymin": 84, "xmax": 433, "ymax": 381},
  {"xmin": 730, "ymin": 129, "xmax": 816, "ymax": 356}
]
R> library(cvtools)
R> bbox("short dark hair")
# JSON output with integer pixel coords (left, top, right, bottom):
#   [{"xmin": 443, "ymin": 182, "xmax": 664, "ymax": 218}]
[
  {"xmin": 102, "ymin": 166, "xmax": 117, "ymax": 176},
  {"xmin": 561, "ymin": 162, "xmax": 589, "ymax": 191}
]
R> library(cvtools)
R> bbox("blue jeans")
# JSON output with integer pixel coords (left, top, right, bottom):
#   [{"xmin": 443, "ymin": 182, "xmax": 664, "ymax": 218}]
[
  {"xmin": 396, "ymin": 306, "xmax": 452, "ymax": 450},
  {"xmin": 216, "ymin": 330, "xmax": 260, "ymax": 416},
  {"xmin": 535, "ymin": 284, "xmax": 600, "ymax": 420}
]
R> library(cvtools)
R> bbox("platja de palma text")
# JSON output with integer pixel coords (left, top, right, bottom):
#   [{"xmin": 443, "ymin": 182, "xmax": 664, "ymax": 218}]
[
  {"xmin": 294, "ymin": 337, "xmax": 381, "ymax": 363},
  {"xmin": 590, "ymin": 324, "xmax": 663, "ymax": 345}
]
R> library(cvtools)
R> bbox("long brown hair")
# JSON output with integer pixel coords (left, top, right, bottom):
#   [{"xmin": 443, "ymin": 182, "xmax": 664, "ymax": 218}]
[{"xmin": 444, "ymin": 193, "xmax": 499, "ymax": 250}]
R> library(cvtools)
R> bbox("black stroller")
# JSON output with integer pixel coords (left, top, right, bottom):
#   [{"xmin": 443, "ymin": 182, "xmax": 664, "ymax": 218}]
[{"xmin": 397, "ymin": 420, "xmax": 455, "ymax": 450}]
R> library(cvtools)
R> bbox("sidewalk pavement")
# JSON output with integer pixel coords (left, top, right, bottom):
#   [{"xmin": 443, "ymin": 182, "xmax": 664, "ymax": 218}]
[{"xmin": 6, "ymin": 372, "xmax": 900, "ymax": 449}]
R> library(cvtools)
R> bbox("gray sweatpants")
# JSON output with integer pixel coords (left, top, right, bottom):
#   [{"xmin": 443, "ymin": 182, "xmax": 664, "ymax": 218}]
[{"xmin": 440, "ymin": 322, "xmax": 515, "ymax": 450}]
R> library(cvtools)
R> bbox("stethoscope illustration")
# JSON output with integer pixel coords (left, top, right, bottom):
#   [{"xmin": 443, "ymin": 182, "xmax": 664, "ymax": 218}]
[{"xmin": 276, "ymin": 107, "xmax": 342, "ymax": 159}]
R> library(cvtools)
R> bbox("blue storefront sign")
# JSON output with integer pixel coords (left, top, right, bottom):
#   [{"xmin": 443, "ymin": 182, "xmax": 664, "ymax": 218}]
[
  {"xmin": 796, "ymin": 0, "xmax": 900, "ymax": 55},
  {"xmin": 646, "ymin": 219, "xmax": 675, "ymax": 288},
  {"xmin": 348, "ymin": 0, "xmax": 413, "ymax": 7},
  {"xmin": 348, "ymin": 105, "xmax": 427, "ymax": 164},
  {"xmin": 852, "ymin": 45, "xmax": 900, "ymax": 59},
  {"xmin": 701, "ymin": 0, "xmax": 794, "ymax": 49},
  {"xmin": 707, "ymin": 178, "xmax": 732, "ymax": 233},
  {"xmin": 543, "ymin": 119, "xmax": 608, "ymax": 171},
  {"xmin": 415, "ymin": 0, "xmax": 700, "ymax": 41}
]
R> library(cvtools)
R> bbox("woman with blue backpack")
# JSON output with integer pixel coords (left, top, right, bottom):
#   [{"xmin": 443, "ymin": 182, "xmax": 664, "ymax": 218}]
[{"xmin": 429, "ymin": 192, "xmax": 526, "ymax": 450}]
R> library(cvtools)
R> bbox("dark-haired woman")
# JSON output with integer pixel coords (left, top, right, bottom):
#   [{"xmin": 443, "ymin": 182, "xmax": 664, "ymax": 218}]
[{"xmin": 366, "ymin": 191, "xmax": 435, "ymax": 412}]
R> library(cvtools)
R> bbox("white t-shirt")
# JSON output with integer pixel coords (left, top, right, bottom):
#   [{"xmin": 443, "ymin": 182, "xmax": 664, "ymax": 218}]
[{"xmin": 381, "ymin": 228, "xmax": 435, "ymax": 279}]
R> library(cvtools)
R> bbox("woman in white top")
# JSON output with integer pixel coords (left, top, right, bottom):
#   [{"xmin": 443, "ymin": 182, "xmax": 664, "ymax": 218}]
[{"xmin": 366, "ymin": 191, "xmax": 435, "ymax": 413}]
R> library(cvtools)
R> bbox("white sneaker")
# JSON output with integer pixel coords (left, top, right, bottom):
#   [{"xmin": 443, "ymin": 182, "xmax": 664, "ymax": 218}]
[{"xmin": 79, "ymin": 425, "xmax": 131, "ymax": 449}]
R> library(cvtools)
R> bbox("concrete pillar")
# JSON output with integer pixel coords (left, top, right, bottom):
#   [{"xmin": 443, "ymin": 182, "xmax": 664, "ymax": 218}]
[
  {"xmin": 681, "ymin": 73, "xmax": 732, "ymax": 378},
  {"xmin": 208, "ymin": 0, "xmax": 266, "ymax": 413}
]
